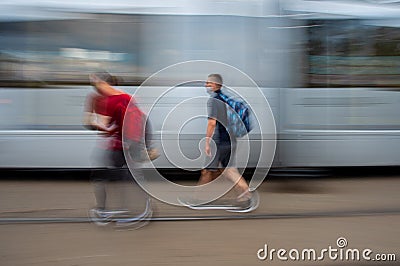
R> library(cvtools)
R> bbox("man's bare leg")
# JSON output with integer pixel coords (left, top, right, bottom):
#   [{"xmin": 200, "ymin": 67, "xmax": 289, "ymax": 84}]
[
  {"xmin": 197, "ymin": 169, "xmax": 221, "ymax": 185},
  {"xmin": 193, "ymin": 169, "xmax": 223, "ymax": 202},
  {"xmin": 222, "ymin": 168, "xmax": 252, "ymax": 201}
]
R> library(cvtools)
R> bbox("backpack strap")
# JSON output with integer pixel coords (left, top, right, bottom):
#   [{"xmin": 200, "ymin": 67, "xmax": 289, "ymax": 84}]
[{"xmin": 216, "ymin": 90, "xmax": 228, "ymax": 102}]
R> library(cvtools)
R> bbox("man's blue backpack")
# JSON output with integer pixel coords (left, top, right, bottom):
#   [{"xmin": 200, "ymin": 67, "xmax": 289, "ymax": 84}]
[{"xmin": 217, "ymin": 91, "xmax": 253, "ymax": 138}]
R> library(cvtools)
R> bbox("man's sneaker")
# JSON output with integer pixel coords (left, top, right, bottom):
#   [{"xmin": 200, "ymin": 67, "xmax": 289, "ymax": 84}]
[
  {"xmin": 88, "ymin": 208, "xmax": 111, "ymax": 226},
  {"xmin": 88, "ymin": 208, "xmax": 129, "ymax": 226},
  {"xmin": 177, "ymin": 196, "xmax": 205, "ymax": 207},
  {"xmin": 229, "ymin": 191, "xmax": 259, "ymax": 213},
  {"xmin": 115, "ymin": 199, "xmax": 153, "ymax": 229},
  {"xmin": 235, "ymin": 198, "xmax": 252, "ymax": 209},
  {"xmin": 207, "ymin": 198, "xmax": 239, "ymax": 207},
  {"xmin": 248, "ymin": 193, "xmax": 259, "ymax": 210}
]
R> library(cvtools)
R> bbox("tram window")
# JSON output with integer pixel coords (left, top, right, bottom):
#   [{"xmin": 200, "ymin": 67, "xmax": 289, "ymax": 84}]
[
  {"xmin": 307, "ymin": 20, "xmax": 400, "ymax": 87},
  {"xmin": 0, "ymin": 17, "xmax": 142, "ymax": 86}
]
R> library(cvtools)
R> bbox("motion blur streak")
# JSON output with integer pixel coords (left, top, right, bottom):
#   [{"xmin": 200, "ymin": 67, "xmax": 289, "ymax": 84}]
[{"xmin": 1, "ymin": 0, "xmax": 400, "ymax": 169}]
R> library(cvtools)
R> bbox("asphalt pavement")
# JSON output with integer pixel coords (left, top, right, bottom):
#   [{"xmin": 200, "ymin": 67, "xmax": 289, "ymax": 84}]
[{"xmin": 0, "ymin": 171, "xmax": 399, "ymax": 266}]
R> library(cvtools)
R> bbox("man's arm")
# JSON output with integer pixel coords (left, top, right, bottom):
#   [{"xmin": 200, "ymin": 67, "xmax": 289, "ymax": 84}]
[
  {"xmin": 83, "ymin": 112, "xmax": 114, "ymax": 133},
  {"xmin": 205, "ymin": 118, "xmax": 216, "ymax": 156}
]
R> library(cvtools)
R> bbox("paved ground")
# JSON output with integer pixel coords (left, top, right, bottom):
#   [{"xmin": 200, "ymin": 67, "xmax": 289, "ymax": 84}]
[{"xmin": 0, "ymin": 172, "xmax": 399, "ymax": 266}]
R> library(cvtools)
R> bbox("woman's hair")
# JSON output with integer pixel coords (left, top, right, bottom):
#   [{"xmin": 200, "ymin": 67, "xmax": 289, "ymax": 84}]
[{"xmin": 93, "ymin": 71, "xmax": 118, "ymax": 86}]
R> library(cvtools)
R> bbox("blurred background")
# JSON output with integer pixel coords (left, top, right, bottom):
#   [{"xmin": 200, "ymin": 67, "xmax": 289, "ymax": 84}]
[
  {"xmin": 1, "ymin": 0, "xmax": 400, "ymax": 169},
  {"xmin": 0, "ymin": 1, "xmax": 399, "ymax": 266}
]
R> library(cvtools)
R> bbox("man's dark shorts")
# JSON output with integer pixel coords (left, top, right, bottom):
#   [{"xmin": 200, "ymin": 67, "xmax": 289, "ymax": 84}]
[{"xmin": 205, "ymin": 143, "xmax": 236, "ymax": 170}]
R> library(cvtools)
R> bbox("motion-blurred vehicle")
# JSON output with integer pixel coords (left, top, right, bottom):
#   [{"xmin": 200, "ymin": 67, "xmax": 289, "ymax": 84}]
[{"xmin": 1, "ymin": 0, "xmax": 400, "ymax": 169}]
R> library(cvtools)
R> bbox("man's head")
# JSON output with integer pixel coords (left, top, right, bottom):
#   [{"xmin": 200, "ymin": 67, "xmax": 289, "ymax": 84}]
[
  {"xmin": 89, "ymin": 71, "xmax": 117, "ymax": 96},
  {"xmin": 206, "ymin": 74, "xmax": 223, "ymax": 92}
]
